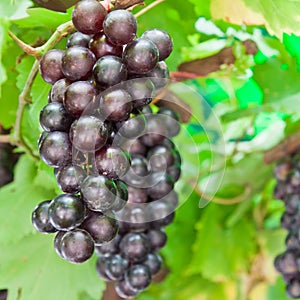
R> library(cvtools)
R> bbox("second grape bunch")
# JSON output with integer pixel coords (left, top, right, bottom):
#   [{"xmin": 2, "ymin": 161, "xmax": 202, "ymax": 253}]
[{"xmin": 33, "ymin": 0, "xmax": 181, "ymax": 298}]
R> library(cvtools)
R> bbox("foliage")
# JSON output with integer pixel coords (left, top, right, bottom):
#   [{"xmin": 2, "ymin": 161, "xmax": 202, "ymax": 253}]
[{"xmin": 0, "ymin": 0, "xmax": 300, "ymax": 299}]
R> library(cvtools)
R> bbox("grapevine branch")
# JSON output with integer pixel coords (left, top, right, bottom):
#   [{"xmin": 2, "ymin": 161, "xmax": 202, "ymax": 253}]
[
  {"xmin": 264, "ymin": 131, "xmax": 300, "ymax": 164},
  {"xmin": 134, "ymin": 0, "xmax": 165, "ymax": 18}
]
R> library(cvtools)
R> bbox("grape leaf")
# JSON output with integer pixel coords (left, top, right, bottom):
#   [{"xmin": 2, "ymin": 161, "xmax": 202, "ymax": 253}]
[
  {"xmin": 0, "ymin": 0, "xmax": 32, "ymax": 20},
  {"xmin": 0, "ymin": 234, "xmax": 104, "ymax": 300},
  {"xmin": 0, "ymin": 155, "xmax": 56, "ymax": 245},
  {"xmin": 187, "ymin": 203, "xmax": 257, "ymax": 280},
  {"xmin": 210, "ymin": 0, "xmax": 300, "ymax": 39}
]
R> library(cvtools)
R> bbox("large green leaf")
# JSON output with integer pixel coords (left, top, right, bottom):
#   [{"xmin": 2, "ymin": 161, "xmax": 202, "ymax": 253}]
[
  {"xmin": 0, "ymin": 0, "xmax": 32, "ymax": 20},
  {"xmin": 210, "ymin": 0, "xmax": 300, "ymax": 39}
]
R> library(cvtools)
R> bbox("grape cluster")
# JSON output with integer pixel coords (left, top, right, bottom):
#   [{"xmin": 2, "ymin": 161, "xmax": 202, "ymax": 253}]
[
  {"xmin": 274, "ymin": 153, "xmax": 300, "ymax": 299},
  {"xmin": 32, "ymin": 0, "xmax": 181, "ymax": 297}
]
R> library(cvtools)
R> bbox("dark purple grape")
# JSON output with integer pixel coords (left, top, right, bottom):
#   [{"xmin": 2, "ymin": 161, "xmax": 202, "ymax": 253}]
[
  {"xmin": 103, "ymin": 10, "xmax": 137, "ymax": 46},
  {"xmin": 147, "ymin": 173, "xmax": 174, "ymax": 200},
  {"xmin": 123, "ymin": 38, "xmax": 159, "ymax": 74},
  {"xmin": 99, "ymin": 89, "xmax": 133, "ymax": 121},
  {"xmin": 286, "ymin": 232, "xmax": 300, "ymax": 250},
  {"xmin": 95, "ymin": 146, "xmax": 131, "ymax": 179},
  {"xmin": 49, "ymin": 78, "xmax": 70, "ymax": 103},
  {"xmin": 281, "ymin": 212, "xmax": 296, "ymax": 231},
  {"xmin": 285, "ymin": 194, "xmax": 300, "ymax": 214},
  {"xmin": 127, "ymin": 186, "xmax": 148, "ymax": 204},
  {"xmin": 160, "ymin": 190, "xmax": 179, "ymax": 210},
  {"xmin": 118, "ymin": 203, "xmax": 150, "ymax": 232},
  {"xmin": 126, "ymin": 79, "xmax": 155, "ymax": 109},
  {"xmin": 143, "ymin": 253, "xmax": 162, "ymax": 276},
  {"xmin": 40, "ymin": 49, "xmax": 64, "ymax": 84},
  {"xmin": 60, "ymin": 229, "xmax": 94, "ymax": 263},
  {"xmin": 81, "ymin": 175, "xmax": 117, "ymax": 212},
  {"xmin": 40, "ymin": 102, "xmax": 73, "ymax": 132},
  {"xmin": 142, "ymin": 29, "xmax": 173, "ymax": 61},
  {"xmin": 48, "ymin": 194, "xmax": 86, "ymax": 231},
  {"xmin": 93, "ymin": 56, "xmax": 127, "ymax": 88},
  {"xmin": 64, "ymin": 81, "xmax": 96, "ymax": 117},
  {"xmin": 120, "ymin": 233, "xmax": 150, "ymax": 262},
  {"xmin": 39, "ymin": 131, "xmax": 72, "ymax": 168},
  {"xmin": 67, "ymin": 32, "xmax": 91, "ymax": 48},
  {"xmin": 72, "ymin": 0, "xmax": 107, "ymax": 34},
  {"xmin": 81, "ymin": 211, "xmax": 118, "ymax": 245},
  {"xmin": 147, "ymin": 229, "xmax": 167, "ymax": 251},
  {"xmin": 121, "ymin": 138, "xmax": 147, "ymax": 156},
  {"xmin": 145, "ymin": 61, "xmax": 170, "ymax": 89},
  {"xmin": 167, "ymin": 164, "xmax": 181, "ymax": 182},
  {"xmin": 274, "ymin": 250, "xmax": 300, "ymax": 275},
  {"xmin": 287, "ymin": 278, "xmax": 300, "ymax": 298},
  {"xmin": 115, "ymin": 279, "xmax": 139, "ymax": 298},
  {"xmin": 274, "ymin": 182, "xmax": 287, "ymax": 200},
  {"xmin": 0, "ymin": 290, "xmax": 7, "ymax": 300},
  {"xmin": 140, "ymin": 116, "xmax": 168, "ymax": 147},
  {"xmin": 89, "ymin": 33, "xmax": 123, "ymax": 59},
  {"xmin": 32, "ymin": 200, "xmax": 57, "ymax": 234},
  {"xmin": 96, "ymin": 256, "xmax": 114, "ymax": 282},
  {"xmin": 56, "ymin": 165, "xmax": 86, "ymax": 193},
  {"xmin": 158, "ymin": 107, "xmax": 180, "ymax": 137},
  {"xmin": 125, "ymin": 264, "xmax": 152, "ymax": 291},
  {"xmin": 70, "ymin": 116, "xmax": 109, "ymax": 152},
  {"xmin": 105, "ymin": 254, "xmax": 129, "ymax": 280},
  {"xmin": 147, "ymin": 145, "xmax": 175, "ymax": 173},
  {"xmin": 95, "ymin": 235, "xmax": 120, "ymax": 256},
  {"xmin": 54, "ymin": 231, "xmax": 66, "ymax": 259},
  {"xmin": 116, "ymin": 114, "xmax": 146, "ymax": 139},
  {"xmin": 149, "ymin": 199, "xmax": 175, "ymax": 227},
  {"xmin": 62, "ymin": 46, "xmax": 96, "ymax": 81},
  {"xmin": 111, "ymin": 180, "xmax": 128, "ymax": 212}
]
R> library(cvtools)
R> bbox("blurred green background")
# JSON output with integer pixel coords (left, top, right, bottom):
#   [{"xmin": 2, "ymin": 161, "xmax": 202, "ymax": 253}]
[{"xmin": 1, "ymin": 0, "xmax": 300, "ymax": 299}]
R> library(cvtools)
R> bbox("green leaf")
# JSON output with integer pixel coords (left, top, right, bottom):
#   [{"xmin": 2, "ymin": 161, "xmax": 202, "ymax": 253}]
[
  {"xmin": 0, "ymin": 0, "xmax": 32, "ymax": 20},
  {"xmin": 187, "ymin": 203, "xmax": 257, "ymax": 280},
  {"xmin": 210, "ymin": 0, "xmax": 300, "ymax": 39},
  {"xmin": 0, "ymin": 234, "xmax": 104, "ymax": 300},
  {"xmin": 0, "ymin": 155, "xmax": 56, "ymax": 245}
]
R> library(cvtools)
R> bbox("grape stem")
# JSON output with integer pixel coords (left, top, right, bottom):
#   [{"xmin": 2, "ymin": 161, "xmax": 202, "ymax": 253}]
[
  {"xmin": 0, "ymin": 135, "xmax": 12, "ymax": 143},
  {"xmin": 134, "ymin": 0, "xmax": 166, "ymax": 18}
]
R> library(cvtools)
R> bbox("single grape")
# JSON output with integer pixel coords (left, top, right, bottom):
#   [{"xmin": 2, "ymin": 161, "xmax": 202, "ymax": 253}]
[
  {"xmin": 111, "ymin": 180, "xmax": 128, "ymax": 212},
  {"xmin": 125, "ymin": 78, "xmax": 155, "ymax": 110},
  {"xmin": 160, "ymin": 190, "xmax": 179, "ymax": 210},
  {"xmin": 105, "ymin": 254, "xmax": 129, "ymax": 281},
  {"xmin": 119, "ymin": 232, "xmax": 150, "ymax": 262},
  {"xmin": 274, "ymin": 250, "xmax": 299, "ymax": 275},
  {"xmin": 93, "ymin": 55, "xmax": 127, "ymax": 88},
  {"xmin": 95, "ymin": 146, "xmax": 131, "ymax": 179},
  {"xmin": 32, "ymin": 200, "xmax": 57, "ymax": 234},
  {"xmin": 149, "ymin": 199, "xmax": 175, "ymax": 227},
  {"xmin": 89, "ymin": 33, "xmax": 123, "ymax": 59},
  {"xmin": 54, "ymin": 231, "xmax": 66, "ymax": 259},
  {"xmin": 143, "ymin": 253, "xmax": 162, "ymax": 276},
  {"xmin": 60, "ymin": 229, "xmax": 94, "ymax": 264},
  {"xmin": 96, "ymin": 256, "xmax": 113, "ymax": 282},
  {"xmin": 48, "ymin": 194, "xmax": 86, "ymax": 231},
  {"xmin": 81, "ymin": 175, "xmax": 117, "ymax": 212},
  {"xmin": 40, "ymin": 102, "xmax": 73, "ymax": 132},
  {"xmin": 49, "ymin": 78, "xmax": 70, "ymax": 103},
  {"xmin": 95, "ymin": 235, "xmax": 121, "ymax": 256},
  {"xmin": 39, "ymin": 131, "xmax": 72, "ymax": 168},
  {"xmin": 142, "ymin": 29, "xmax": 173, "ymax": 61},
  {"xmin": 158, "ymin": 107, "xmax": 180, "ymax": 137},
  {"xmin": 287, "ymin": 278, "xmax": 300, "ymax": 298},
  {"xmin": 127, "ymin": 186, "xmax": 148, "ymax": 204},
  {"xmin": 125, "ymin": 264, "xmax": 152, "ymax": 291},
  {"xmin": 56, "ymin": 165, "xmax": 86, "ymax": 193},
  {"xmin": 81, "ymin": 211, "xmax": 119, "ymax": 245},
  {"xmin": 115, "ymin": 114, "xmax": 146, "ymax": 139},
  {"xmin": 99, "ymin": 89, "xmax": 133, "ymax": 121},
  {"xmin": 66, "ymin": 32, "xmax": 91, "ymax": 48},
  {"xmin": 115, "ymin": 279, "xmax": 139, "ymax": 298},
  {"xmin": 286, "ymin": 232, "xmax": 300, "ymax": 250},
  {"xmin": 145, "ymin": 61, "xmax": 170, "ymax": 89},
  {"xmin": 64, "ymin": 81, "xmax": 96, "ymax": 117},
  {"xmin": 121, "ymin": 138, "xmax": 147, "ymax": 156},
  {"xmin": 147, "ymin": 173, "xmax": 174, "ymax": 200},
  {"xmin": 147, "ymin": 229, "xmax": 167, "ymax": 251},
  {"xmin": 147, "ymin": 145, "xmax": 175, "ymax": 173},
  {"xmin": 70, "ymin": 116, "xmax": 109, "ymax": 152},
  {"xmin": 123, "ymin": 38, "xmax": 159, "ymax": 74},
  {"xmin": 40, "ymin": 49, "xmax": 64, "ymax": 84},
  {"xmin": 62, "ymin": 46, "xmax": 96, "ymax": 81},
  {"xmin": 103, "ymin": 10, "xmax": 137, "ymax": 46},
  {"xmin": 72, "ymin": 0, "xmax": 107, "ymax": 34}
]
